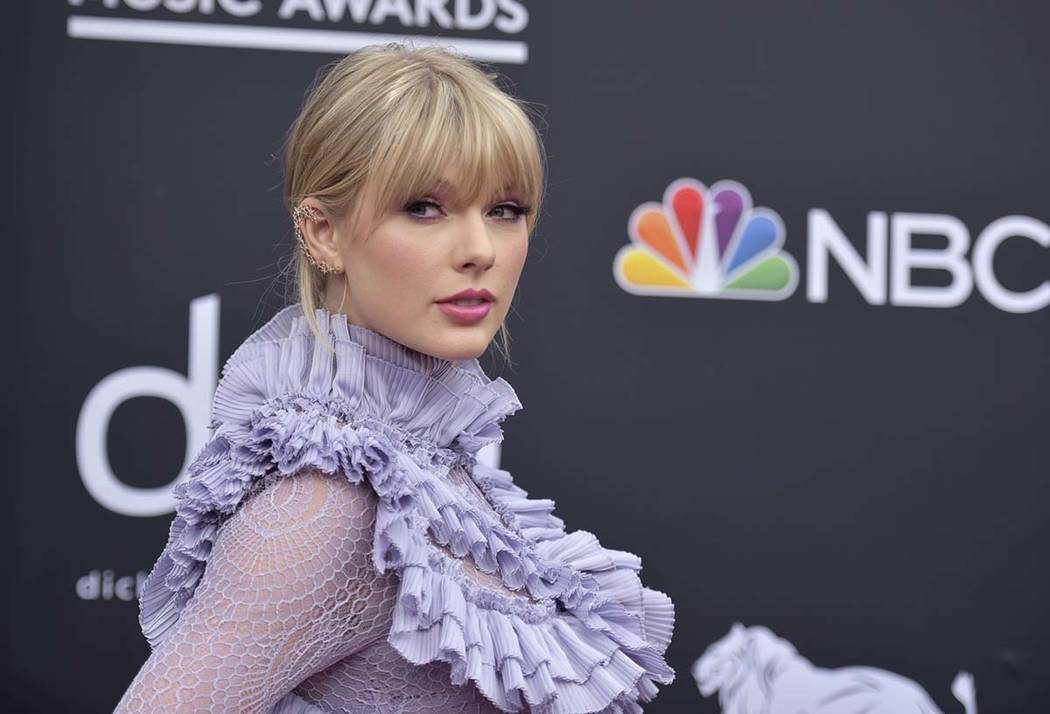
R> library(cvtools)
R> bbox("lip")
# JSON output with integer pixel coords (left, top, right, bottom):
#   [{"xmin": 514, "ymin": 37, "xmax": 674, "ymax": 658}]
[
  {"xmin": 436, "ymin": 288, "xmax": 495, "ymax": 324},
  {"xmin": 438, "ymin": 288, "xmax": 496, "ymax": 302},
  {"xmin": 437, "ymin": 301, "xmax": 492, "ymax": 323}
]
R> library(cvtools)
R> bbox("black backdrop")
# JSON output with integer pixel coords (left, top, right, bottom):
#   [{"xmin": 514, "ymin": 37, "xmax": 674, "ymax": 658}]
[{"xmin": 7, "ymin": 2, "xmax": 1049, "ymax": 712}]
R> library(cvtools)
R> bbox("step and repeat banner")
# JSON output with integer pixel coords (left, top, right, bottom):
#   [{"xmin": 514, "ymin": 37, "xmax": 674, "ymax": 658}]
[{"xmin": 9, "ymin": 2, "xmax": 1049, "ymax": 712}]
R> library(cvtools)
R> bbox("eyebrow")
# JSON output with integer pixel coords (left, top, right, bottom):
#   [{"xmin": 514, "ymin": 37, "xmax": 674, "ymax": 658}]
[{"xmin": 430, "ymin": 177, "xmax": 517, "ymax": 203}]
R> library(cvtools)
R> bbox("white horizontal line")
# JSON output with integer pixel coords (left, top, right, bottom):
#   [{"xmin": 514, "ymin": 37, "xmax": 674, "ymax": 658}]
[{"xmin": 66, "ymin": 15, "xmax": 528, "ymax": 64}]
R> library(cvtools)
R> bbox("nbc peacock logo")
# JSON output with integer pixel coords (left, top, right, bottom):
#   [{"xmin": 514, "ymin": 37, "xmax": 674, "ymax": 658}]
[{"xmin": 613, "ymin": 178, "xmax": 799, "ymax": 301}]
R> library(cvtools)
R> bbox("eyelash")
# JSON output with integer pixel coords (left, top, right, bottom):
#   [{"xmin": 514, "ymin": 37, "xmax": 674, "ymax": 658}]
[{"xmin": 404, "ymin": 199, "xmax": 533, "ymax": 222}]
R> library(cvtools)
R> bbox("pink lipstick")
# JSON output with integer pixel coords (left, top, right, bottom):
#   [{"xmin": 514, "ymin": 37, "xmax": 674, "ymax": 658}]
[{"xmin": 436, "ymin": 288, "xmax": 495, "ymax": 324}]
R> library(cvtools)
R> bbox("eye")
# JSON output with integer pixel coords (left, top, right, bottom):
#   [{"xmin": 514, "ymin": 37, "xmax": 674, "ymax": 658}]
[
  {"xmin": 405, "ymin": 199, "xmax": 443, "ymax": 220},
  {"xmin": 490, "ymin": 203, "xmax": 533, "ymax": 221}
]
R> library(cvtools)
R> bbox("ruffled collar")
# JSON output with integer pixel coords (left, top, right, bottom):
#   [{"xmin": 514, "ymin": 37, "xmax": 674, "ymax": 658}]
[
  {"xmin": 209, "ymin": 303, "xmax": 524, "ymax": 463},
  {"xmin": 139, "ymin": 302, "xmax": 676, "ymax": 714}
]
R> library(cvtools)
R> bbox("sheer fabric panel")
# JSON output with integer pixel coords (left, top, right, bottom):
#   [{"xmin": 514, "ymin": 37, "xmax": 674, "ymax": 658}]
[{"xmin": 114, "ymin": 470, "xmax": 397, "ymax": 713}]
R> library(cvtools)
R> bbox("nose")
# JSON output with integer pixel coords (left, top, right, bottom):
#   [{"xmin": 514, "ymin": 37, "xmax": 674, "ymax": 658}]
[{"xmin": 455, "ymin": 212, "xmax": 496, "ymax": 272}]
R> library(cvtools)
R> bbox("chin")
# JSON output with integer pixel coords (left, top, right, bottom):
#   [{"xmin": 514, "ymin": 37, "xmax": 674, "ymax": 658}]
[{"xmin": 426, "ymin": 329, "xmax": 492, "ymax": 362}]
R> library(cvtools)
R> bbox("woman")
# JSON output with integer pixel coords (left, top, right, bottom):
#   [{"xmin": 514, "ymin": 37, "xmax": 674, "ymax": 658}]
[{"xmin": 115, "ymin": 43, "xmax": 675, "ymax": 713}]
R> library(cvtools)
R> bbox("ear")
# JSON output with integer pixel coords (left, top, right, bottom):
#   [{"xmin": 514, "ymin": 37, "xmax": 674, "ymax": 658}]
[{"xmin": 297, "ymin": 198, "xmax": 344, "ymax": 272}]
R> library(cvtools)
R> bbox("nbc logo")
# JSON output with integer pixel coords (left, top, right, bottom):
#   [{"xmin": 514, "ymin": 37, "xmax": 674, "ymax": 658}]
[
  {"xmin": 614, "ymin": 177, "xmax": 1050, "ymax": 313},
  {"xmin": 613, "ymin": 178, "xmax": 799, "ymax": 301}
]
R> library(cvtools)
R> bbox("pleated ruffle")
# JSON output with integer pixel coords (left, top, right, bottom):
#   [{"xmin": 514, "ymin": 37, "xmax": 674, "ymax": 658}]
[
  {"xmin": 377, "ymin": 450, "xmax": 676, "ymax": 713},
  {"xmin": 138, "ymin": 304, "xmax": 674, "ymax": 714}
]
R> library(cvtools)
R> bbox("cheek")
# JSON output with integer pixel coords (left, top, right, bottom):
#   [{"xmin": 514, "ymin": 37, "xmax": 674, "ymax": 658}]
[
  {"xmin": 503, "ymin": 232, "xmax": 530, "ymax": 278},
  {"xmin": 356, "ymin": 233, "xmax": 437, "ymax": 296},
  {"xmin": 379, "ymin": 243, "xmax": 431, "ymax": 282}
]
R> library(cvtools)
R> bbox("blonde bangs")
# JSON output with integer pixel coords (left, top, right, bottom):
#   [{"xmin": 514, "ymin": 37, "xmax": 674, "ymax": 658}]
[{"xmin": 359, "ymin": 76, "xmax": 544, "ymax": 234}]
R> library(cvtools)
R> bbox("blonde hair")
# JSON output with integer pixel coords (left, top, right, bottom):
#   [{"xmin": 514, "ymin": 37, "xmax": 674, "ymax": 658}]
[{"xmin": 281, "ymin": 43, "xmax": 547, "ymax": 364}]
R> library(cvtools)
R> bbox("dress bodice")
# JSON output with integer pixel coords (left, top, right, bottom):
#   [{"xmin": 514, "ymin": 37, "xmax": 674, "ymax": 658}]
[{"xmin": 123, "ymin": 304, "xmax": 675, "ymax": 714}]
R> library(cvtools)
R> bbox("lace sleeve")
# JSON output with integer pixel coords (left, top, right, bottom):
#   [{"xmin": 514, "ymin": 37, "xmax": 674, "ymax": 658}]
[{"xmin": 114, "ymin": 468, "xmax": 395, "ymax": 713}]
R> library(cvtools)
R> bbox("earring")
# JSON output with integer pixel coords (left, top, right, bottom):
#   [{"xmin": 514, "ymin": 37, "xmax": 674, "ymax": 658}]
[{"xmin": 292, "ymin": 203, "xmax": 342, "ymax": 275}]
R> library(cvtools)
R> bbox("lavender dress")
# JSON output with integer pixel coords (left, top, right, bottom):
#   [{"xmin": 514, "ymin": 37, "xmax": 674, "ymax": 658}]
[{"xmin": 115, "ymin": 305, "xmax": 675, "ymax": 713}]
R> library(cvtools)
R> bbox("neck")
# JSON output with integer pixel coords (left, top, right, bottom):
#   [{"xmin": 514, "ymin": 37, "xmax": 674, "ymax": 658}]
[{"xmin": 210, "ymin": 303, "xmax": 523, "ymax": 460}]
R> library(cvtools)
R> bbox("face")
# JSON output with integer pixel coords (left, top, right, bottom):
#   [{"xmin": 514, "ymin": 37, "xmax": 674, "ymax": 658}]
[{"xmin": 299, "ymin": 173, "xmax": 531, "ymax": 361}]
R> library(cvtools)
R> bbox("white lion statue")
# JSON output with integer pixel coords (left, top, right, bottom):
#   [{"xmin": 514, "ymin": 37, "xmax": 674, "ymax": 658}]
[{"xmin": 692, "ymin": 622, "xmax": 977, "ymax": 714}]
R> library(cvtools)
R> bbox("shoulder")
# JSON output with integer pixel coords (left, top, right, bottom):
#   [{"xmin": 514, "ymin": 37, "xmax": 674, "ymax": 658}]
[
  {"xmin": 237, "ymin": 467, "xmax": 379, "ymax": 525},
  {"xmin": 211, "ymin": 469, "xmax": 383, "ymax": 586}
]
